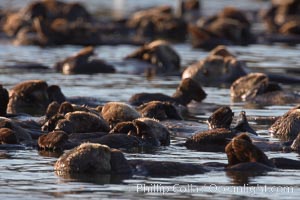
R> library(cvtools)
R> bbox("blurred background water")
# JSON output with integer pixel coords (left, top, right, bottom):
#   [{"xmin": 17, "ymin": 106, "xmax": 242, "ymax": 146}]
[{"xmin": 0, "ymin": 0, "xmax": 300, "ymax": 199}]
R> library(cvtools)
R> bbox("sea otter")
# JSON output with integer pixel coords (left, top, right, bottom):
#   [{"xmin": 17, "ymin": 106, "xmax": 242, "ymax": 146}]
[
  {"xmin": 269, "ymin": 105, "xmax": 300, "ymax": 141},
  {"xmin": 189, "ymin": 7, "xmax": 255, "ymax": 50},
  {"xmin": 54, "ymin": 46, "xmax": 115, "ymax": 75},
  {"xmin": 129, "ymin": 78, "xmax": 206, "ymax": 106},
  {"xmin": 185, "ymin": 107, "xmax": 257, "ymax": 152},
  {"xmin": 125, "ymin": 40, "xmax": 181, "ymax": 76},
  {"xmin": 183, "ymin": 45, "xmax": 300, "ymax": 86},
  {"xmin": 230, "ymin": 73, "xmax": 300, "ymax": 105},
  {"xmin": 225, "ymin": 133, "xmax": 275, "ymax": 168}
]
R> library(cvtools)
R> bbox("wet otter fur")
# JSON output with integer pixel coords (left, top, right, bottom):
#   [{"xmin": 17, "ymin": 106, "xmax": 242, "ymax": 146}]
[
  {"xmin": 185, "ymin": 107, "xmax": 257, "ymax": 151},
  {"xmin": 137, "ymin": 101, "xmax": 183, "ymax": 120},
  {"xmin": 7, "ymin": 80, "xmax": 49, "ymax": 115},
  {"xmin": 269, "ymin": 105, "xmax": 300, "ymax": 141},
  {"xmin": 65, "ymin": 111, "xmax": 109, "ymax": 133},
  {"xmin": 225, "ymin": 133, "xmax": 275, "ymax": 168},
  {"xmin": 38, "ymin": 130, "xmax": 68, "ymax": 151},
  {"xmin": 125, "ymin": 40, "xmax": 181, "ymax": 76},
  {"xmin": 230, "ymin": 73, "xmax": 299, "ymax": 105},
  {"xmin": 0, "ymin": 128, "xmax": 19, "ymax": 144},
  {"xmin": 101, "ymin": 102, "xmax": 141, "ymax": 128},
  {"xmin": 54, "ymin": 143, "xmax": 113, "ymax": 173},
  {"xmin": 129, "ymin": 78, "xmax": 206, "ymax": 106},
  {"xmin": 55, "ymin": 46, "xmax": 115, "ymax": 75}
]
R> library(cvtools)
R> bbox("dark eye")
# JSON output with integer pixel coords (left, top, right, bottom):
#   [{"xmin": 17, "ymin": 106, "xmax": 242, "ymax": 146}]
[{"xmin": 203, "ymin": 68, "xmax": 209, "ymax": 76}]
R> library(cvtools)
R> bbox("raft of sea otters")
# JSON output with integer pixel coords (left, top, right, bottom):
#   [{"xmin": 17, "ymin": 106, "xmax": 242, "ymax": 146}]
[{"xmin": 1, "ymin": 0, "xmax": 300, "ymax": 177}]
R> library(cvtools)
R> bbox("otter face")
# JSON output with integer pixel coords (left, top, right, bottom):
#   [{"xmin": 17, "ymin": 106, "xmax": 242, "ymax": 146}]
[{"xmin": 7, "ymin": 80, "xmax": 49, "ymax": 115}]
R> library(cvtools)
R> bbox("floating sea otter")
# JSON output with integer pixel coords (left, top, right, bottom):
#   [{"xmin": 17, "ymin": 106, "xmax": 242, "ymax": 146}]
[
  {"xmin": 183, "ymin": 45, "xmax": 300, "ymax": 86},
  {"xmin": 260, "ymin": 0, "xmax": 300, "ymax": 44},
  {"xmin": 230, "ymin": 73, "xmax": 300, "ymax": 105},
  {"xmin": 129, "ymin": 78, "xmax": 206, "ymax": 106},
  {"xmin": 225, "ymin": 133, "xmax": 275, "ymax": 170},
  {"xmin": 189, "ymin": 7, "xmax": 255, "ymax": 50},
  {"xmin": 54, "ymin": 142, "xmax": 300, "ymax": 178},
  {"xmin": 185, "ymin": 106, "xmax": 257, "ymax": 152},
  {"xmin": 124, "ymin": 40, "xmax": 181, "ymax": 76},
  {"xmin": 54, "ymin": 46, "xmax": 115, "ymax": 75}
]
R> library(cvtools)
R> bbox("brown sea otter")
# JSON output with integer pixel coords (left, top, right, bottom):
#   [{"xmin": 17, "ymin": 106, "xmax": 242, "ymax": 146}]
[
  {"xmin": 125, "ymin": 40, "xmax": 181, "ymax": 76},
  {"xmin": 185, "ymin": 106, "xmax": 257, "ymax": 152},
  {"xmin": 126, "ymin": 6, "xmax": 187, "ymax": 42},
  {"xmin": 137, "ymin": 101, "xmax": 183, "ymax": 120},
  {"xmin": 0, "ymin": 128, "xmax": 19, "ymax": 144},
  {"xmin": 269, "ymin": 105, "xmax": 300, "ymax": 141},
  {"xmin": 183, "ymin": 45, "xmax": 300, "ymax": 86},
  {"xmin": 189, "ymin": 7, "xmax": 255, "ymax": 50},
  {"xmin": 7, "ymin": 80, "xmax": 49, "ymax": 115},
  {"xmin": 260, "ymin": 0, "xmax": 300, "ymax": 44},
  {"xmin": 101, "ymin": 102, "xmax": 141, "ymax": 129},
  {"xmin": 54, "ymin": 46, "xmax": 115, "ymax": 75},
  {"xmin": 231, "ymin": 73, "xmax": 300, "ymax": 105},
  {"xmin": 7, "ymin": 80, "xmax": 67, "ymax": 116},
  {"xmin": 129, "ymin": 78, "xmax": 206, "ymax": 106},
  {"xmin": 53, "ymin": 142, "xmax": 300, "ymax": 178},
  {"xmin": 225, "ymin": 133, "xmax": 275, "ymax": 168}
]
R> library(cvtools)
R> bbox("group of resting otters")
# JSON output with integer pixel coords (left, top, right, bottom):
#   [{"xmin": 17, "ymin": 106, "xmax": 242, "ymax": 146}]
[
  {"xmin": 0, "ymin": 0, "xmax": 300, "ymax": 47},
  {"xmin": 1, "ymin": 0, "xmax": 300, "ymax": 179},
  {"xmin": 1, "ymin": 43, "xmax": 300, "ymax": 177}
]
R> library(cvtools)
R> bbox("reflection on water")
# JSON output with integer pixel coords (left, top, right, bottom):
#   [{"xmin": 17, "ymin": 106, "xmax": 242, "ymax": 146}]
[{"xmin": 0, "ymin": 0, "xmax": 300, "ymax": 199}]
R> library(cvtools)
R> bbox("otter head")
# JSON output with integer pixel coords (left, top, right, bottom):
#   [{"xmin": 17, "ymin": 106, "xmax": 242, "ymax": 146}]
[
  {"xmin": 173, "ymin": 78, "xmax": 206, "ymax": 105},
  {"xmin": 47, "ymin": 85, "xmax": 66, "ymax": 104},
  {"xmin": 7, "ymin": 80, "xmax": 49, "ymax": 115},
  {"xmin": 133, "ymin": 120, "xmax": 160, "ymax": 146},
  {"xmin": 45, "ymin": 101, "xmax": 60, "ymax": 120},
  {"xmin": 0, "ymin": 85, "xmax": 9, "ymax": 116},
  {"xmin": 207, "ymin": 106, "xmax": 234, "ymax": 129}
]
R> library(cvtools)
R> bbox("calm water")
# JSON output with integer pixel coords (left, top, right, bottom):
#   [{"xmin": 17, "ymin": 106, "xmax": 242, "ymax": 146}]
[{"xmin": 1, "ymin": 0, "xmax": 300, "ymax": 199}]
